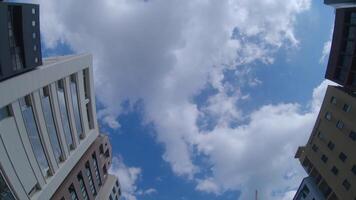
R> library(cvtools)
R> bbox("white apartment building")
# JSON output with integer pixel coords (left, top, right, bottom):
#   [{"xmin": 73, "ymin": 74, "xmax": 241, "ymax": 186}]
[{"xmin": 0, "ymin": 54, "xmax": 100, "ymax": 199}]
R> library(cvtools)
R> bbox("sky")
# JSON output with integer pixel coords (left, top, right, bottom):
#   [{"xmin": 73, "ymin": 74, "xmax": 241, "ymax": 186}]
[{"xmin": 33, "ymin": 0, "xmax": 335, "ymax": 199}]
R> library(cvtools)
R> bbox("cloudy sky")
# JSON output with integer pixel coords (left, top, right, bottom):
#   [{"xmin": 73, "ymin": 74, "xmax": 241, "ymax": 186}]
[{"xmin": 35, "ymin": 0, "xmax": 334, "ymax": 199}]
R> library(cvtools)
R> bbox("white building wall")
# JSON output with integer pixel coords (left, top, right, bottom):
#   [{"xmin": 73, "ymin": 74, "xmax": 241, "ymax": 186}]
[{"xmin": 0, "ymin": 54, "xmax": 99, "ymax": 200}]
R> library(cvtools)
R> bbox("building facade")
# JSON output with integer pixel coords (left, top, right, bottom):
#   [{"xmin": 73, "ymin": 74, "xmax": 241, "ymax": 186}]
[
  {"xmin": 51, "ymin": 135, "xmax": 121, "ymax": 200},
  {"xmin": 325, "ymin": 7, "xmax": 356, "ymax": 91},
  {"xmin": 293, "ymin": 176, "xmax": 326, "ymax": 200},
  {"xmin": 295, "ymin": 86, "xmax": 356, "ymax": 199},
  {"xmin": 324, "ymin": 0, "xmax": 356, "ymax": 8},
  {"xmin": 0, "ymin": 54, "xmax": 120, "ymax": 200},
  {"xmin": 0, "ymin": 2, "xmax": 42, "ymax": 81}
]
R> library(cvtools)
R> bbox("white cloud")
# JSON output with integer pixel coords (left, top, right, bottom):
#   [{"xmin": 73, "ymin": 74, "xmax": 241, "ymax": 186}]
[
  {"xmin": 137, "ymin": 188, "xmax": 158, "ymax": 195},
  {"xmin": 34, "ymin": 0, "xmax": 314, "ymax": 199},
  {"xmin": 319, "ymin": 26, "xmax": 334, "ymax": 63},
  {"xmin": 196, "ymin": 178, "xmax": 220, "ymax": 195},
  {"xmin": 110, "ymin": 157, "xmax": 142, "ymax": 200}
]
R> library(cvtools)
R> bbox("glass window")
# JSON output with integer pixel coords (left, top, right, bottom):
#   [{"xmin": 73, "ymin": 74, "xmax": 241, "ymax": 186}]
[
  {"xmin": 78, "ymin": 173, "xmax": 89, "ymax": 200},
  {"xmin": 32, "ymin": 20, "xmax": 35, "ymax": 27},
  {"xmin": 348, "ymin": 26, "xmax": 356, "ymax": 39},
  {"xmin": 336, "ymin": 120, "xmax": 344, "ymax": 129},
  {"xmin": 20, "ymin": 96, "xmax": 50, "ymax": 176},
  {"xmin": 339, "ymin": 152, "xmax": 347, "ymax": 162},
  {"xmin": 349, "ymin": 131, "xmax": 356, "ymax": 141},
  {"xmin": 115, "ymin": 180, "xmax": 119, "ymax": 187},
  {"xmin": 330, "ymin": 96, "xmax": 337, "ymax": 105},
  {"xmin": 109, "ymin": 194, "xmax": 113, "ymax": 200},
  {"xmin": 57, "ymin": 80, "xmax": 74, "ymax": 150},
  {"xmin": 325, "ymin": 112, "xmax": 332, "ymax": 120},
  {"xmin": 331, "ymin": 166, "xmax": 339, "ymax": 175},
  {"xmin": 312, "ymin": 144, "xmax": 318, "ymax": 152},
  {"xmin": 0, "ymin": 172, "xmax": 15, "ymax": 200},
  {"xmin": 339, "ymin": 55, "xmax": 352, "ymax": 70},
  {"xmin": 68, "ymin": 184, "xmax": 78, "ymax": 200},
  {"xmin": 343, "ymin": 104, "xmax": 351, "ymax": 112},
  {"xmin": 352, "ymin": 165, "xmax": 356, "ymax": 175},
  {"xmin": 0, "ymin": 106, "xmax": 11, "ymax": 121},
  {"xmin": 70, "ymin": 75, "xmax": 83, "ymax": 139},
  {"xmin": 327, "ymin": 141, "xmax": 335, "ymax": 150},
  {"xmin": 342, "ymin": 179, "xmax": 351, "ymax": 191},
  {"xmin": 321, "ymin": 155, "xmax": 328, "ymax": 163},
  {"xmin": 85, "ymin": 162, "xmax": 96, "ymax": 196},
  {"xmin": 32, "ymin": 8, "xmax": 35, "ymax": 14},
  {"xmin": 92, "ymin": 154, "xmax": 102, "ymax": 186},
  {"xmin": 344, "ymin": 40, "xmax": 355, "ymax": 55},
  {"xmin": 40, "ymin": 87, "xmax": 63, "ymax": 163},
  {"xmin": 112, "ymin": 187, "xmax": 116, "ymax": 194}
]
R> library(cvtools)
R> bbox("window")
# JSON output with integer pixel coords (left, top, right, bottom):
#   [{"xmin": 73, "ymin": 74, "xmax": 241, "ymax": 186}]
[
  {"xmin": 345, "ymin": 40, "xmax": 355, "ymax": 55},
  {"xmin": 32, "ymin": 8, "xmax": 35, "ymax": 14},
  {"xmin": 113, "ymin": 187, "xmax": 116, "ymax": 194},
  {"xmin": 349, "ymin": 131, "xmax": 356, "ymax": 141},
  {"xmin": 331, "ymin": 166, "xmax": 339, "ymax": 175},
  {"xmin": 99, "ymin": 144, "xmax": 104, "ymax": 154},
  {"xmin": 35, "ymin": 57, "xmax": 38, "ymax": 63},
  {"xmin": 83, "ymin": 69, "xmax": 94, "ymax": 130},
  {"xmin": 32, "ymin": 32, "xmax": 36, "ymax": 39},
  {"xmin": 103, "ymin": 165, "xmax": 108, "ymax": 175},
  {"xmin": 70, "ymin": 75, "xmax": 83, "ymax": 139},
  {"xmin": 325, "ymin": 112, "xmax": 332, "ymax": 120},
  {"xmin": 115, "ymin": 180, "xmax": 119, "ymax": 187},
  {"xmin": 330, "ymin": 96, "xmax": 337, "ymax": 104},
  {"xmin": 0, "ymin": 172, "xmax": 15, "ymax": 200},
  {"xmin": 327, "ymin": 141, "xmax": 335, "ymax": 150},
  {"xmin": 40, "ymin": 87, "xmax": 63, "ymax": 163},
  {"xmin": 339, "ymin": 152, "xmax": 347, "ymax": 162},
  {"xmin": 68, "ymin": 184, "xmax": 78, "ymax": 200},
  {"xmin": 92, "ymin": 154, "xmax": 102, "ymax": 186},
  {"xmin": 351, "ymin": 165, "xmax": 356, "ymax": 175},
  {"xmin": 109, "ymin": 194, "xmax": 113, "ymax": 200},
  {"xmin": 312, "ymin": 144, "xmax": 318, "ymax": 152},
  {"xmin": 321, "ymin": 155, "xmax": 328, "ymax": 163},
  {"xmin": 32, "ymin": 20, "xmax": 35, "ymax": 27},
  {"xmin": 105, "ymin": 149, "xmax": 110, "ymax": 158},
  {"xmin": 0, "ymin": 106, "xmax": 11, "ymax": 121},
  {"xmin": 33, "ymin": 45, "xmax": 37, "ymax": 51},
  {"xmin": 57, "ymin": 80, "xmax": 74, "ymax": 150},
  {"xmin": 78, "ymin": 173, "xmax": 89, "ymax": 200},
  {"xmin": 336, "ymin": 120, "xmax": 344, "ymax": 129},
  {"xmin": 343, "ymin": 104, "xmax": 351, "ymax": 112},
  {"xmin": 20, "ymin": 96, "xmax": 50, "ymax": 176},
  {"xmin": 343, "ymin": 179, "xmax": 351, "ymax": 191},
  {"xmin": 350, "ymin": 26, "xmax": 356, "ymax": 39},
  {"xmin": 85, "ymin": 162, "xmax": 96, "ymax": 196}
]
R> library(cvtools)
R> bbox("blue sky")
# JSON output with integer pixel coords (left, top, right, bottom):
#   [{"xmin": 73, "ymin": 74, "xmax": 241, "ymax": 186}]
[{"xmin": 39, "ymin": 0, "xmax": 335, "ymax": 199}]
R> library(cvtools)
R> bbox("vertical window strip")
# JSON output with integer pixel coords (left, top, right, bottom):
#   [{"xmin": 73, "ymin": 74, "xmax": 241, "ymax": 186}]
[
  {"xmin": 57, "ymin": 80, "xmax": 74, "ymax": 150},
  {"xmin": 77, "ymin": 173, "xmax": 89, "ymax": 200},
  {"xmin": 70, "ymin": 75, "xmax": 83, "ymax": 139},
  {"xmin": 19, "ymin": 96, "xmax": 50, "ymax": 176},
  {"xmin": 40, "ymin": 87, "xmax": 63, "ymax": 163},
  {"xmin": 85, "ymin": 162, "xmax": 96, "ymax": 195}
]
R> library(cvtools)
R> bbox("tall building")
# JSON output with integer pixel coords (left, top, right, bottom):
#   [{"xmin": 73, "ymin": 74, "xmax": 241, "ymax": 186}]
[
  {"xmin": 295, "ymin": 86, "xmax": 356, "ymax": 199},
  {"xmin": 324, "ymin": 0, "xmax": 356, "ymax": 8},
  {"xmin": 325, "ymin": 7, "xmax": 356, "ymax": 90},
  {"xmin": 0, "ymin": 2, "xmax": 42, "ymax": 81},
  {"xmin": 293, "ymin": 176, "xmax": 325, "ymax": 200},
  {"xmin": 0, "ymin": 2, "xmax": 120, "ymax": 200}
]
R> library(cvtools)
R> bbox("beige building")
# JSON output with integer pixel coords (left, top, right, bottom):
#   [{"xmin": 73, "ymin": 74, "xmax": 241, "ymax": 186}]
[{"xmin": 295, "ymin": 86, "xmax": 356, "ymax": 199}]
